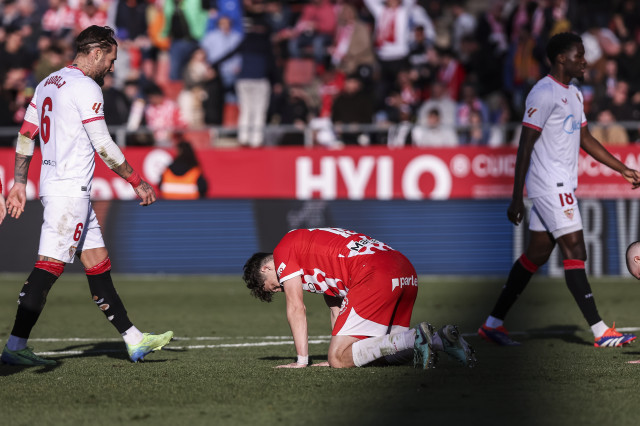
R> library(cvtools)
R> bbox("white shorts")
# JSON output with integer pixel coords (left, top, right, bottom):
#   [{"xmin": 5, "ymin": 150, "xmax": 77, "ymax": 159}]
[
  {"xmin": 529, "ymin": 191, "xmax": 583, "ymax": 239},
  {"xmin": 39, "ymin": 196, "xmax": 105, "ymax": 263}
]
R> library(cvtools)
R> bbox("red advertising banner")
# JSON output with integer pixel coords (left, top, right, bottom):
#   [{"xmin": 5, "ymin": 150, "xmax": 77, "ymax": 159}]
[{"xmin": 1, "ymin": 146, "xmax": 640, "ymax": 200}]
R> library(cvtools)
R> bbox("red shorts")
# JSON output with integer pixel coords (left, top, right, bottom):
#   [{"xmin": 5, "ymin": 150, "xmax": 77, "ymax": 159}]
[{"xmin": 332, "ymin": 251, "xmax": 418, "ymax": 338}]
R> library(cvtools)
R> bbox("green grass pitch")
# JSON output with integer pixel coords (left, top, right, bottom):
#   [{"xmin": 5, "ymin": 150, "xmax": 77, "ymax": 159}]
[{"xmin": 1, "ymin": 273, "xmax": 640, "ymax": 426}]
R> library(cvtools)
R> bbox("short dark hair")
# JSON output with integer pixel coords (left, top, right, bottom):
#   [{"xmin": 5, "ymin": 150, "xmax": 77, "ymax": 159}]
[
  {"xmin": 75, "ymin": 25, "xmax": 117, "ymax": 56},
  {"xmin": 242, "ymin": 252, "xmax": 274, "ymax": 302},
  {"xmin": 546, "ymin": 32, "xmax": 582, "ymax": 64},
  {"xmin": 626, "ymin": 241, "xmax": 640, "ymax": 275}
]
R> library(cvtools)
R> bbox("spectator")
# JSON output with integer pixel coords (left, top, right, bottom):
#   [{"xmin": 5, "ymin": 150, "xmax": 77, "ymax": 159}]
[
  {"xmin": 434, "ymin": 46, "xmax": 466, "ymax": 101},
  {"xmin": 102, "ymin": 73, "xmax": 131, "ymax": 127},
  {"xmin": 178, "ymin": 48, "xmax": 214, "ymax": 128},
  {"xmin": 602, "ymin": 80, "xmax": 635, "ymax": 125},
  {"xmin": 114, "ymin": 0, "xmax": 148, "ymax": 41},
  {"xmin": 163, "ymin": 0, "xmax": 209, "ymax": 81},
  {"xmin": 416, "ymin": 80, "xmax": 456, "ymax": 128},
  {"xmin": 449, "ymin": 0, "xmax": 476, "ymax": 56},
  {"xmin": 41, "ymin": 0, "xmax": 75, "ymax": 42},
  {"xmin": 143, "ymin": 83, "xmax": 185, "ymax": 146},
  {"xmin": 412, "ymin": 107, "xmax": 458, "ymax": 147},
  {"xmin": 590, "ymin": 109, "xmax": 629, "ymax": 146},
  {"xmin": 200, "ymin": 14, "xmax": 243, "ymax": 102},
  {"xmin": 74, "ymin": 0, "xmax": 107, "ymax": 36},
  {"xmin": 275, "ymin": 85, "xmax": 312, "ymax": 146},
  {"xmin": 617, "ymin": 38, "xmax": 640, "ymax": 95},
  {"xmin": 159, "ymin": 139, "xmax": 208, "ymax": 199},
  {"xmin": 331, "ymin": 73, "xmax": 374, "ymax": 146},
  {"xmin": 329, "ymin": 3, "xmax": 375, "ymax": 77},
  {"xmin": 235, "ymin": 0, "xmax": 278, "ymax": 147},
  {"xmin": 288, "ymin": 0, "xmax": 336, "ymax": 65},
  {"xmin": 364, "ymin": 0, "xmax": 411, "ymax": 109},
  {"xmin": 456, "ymin": 82, "xmax": 490, "ymax": 143},
  {"xmin": 0, "ymin": 25, "xmax": 36, "ymax": 78},
  {"xmin": 205, "ymin": 0, "xmax": 244, "ymax": 35}
]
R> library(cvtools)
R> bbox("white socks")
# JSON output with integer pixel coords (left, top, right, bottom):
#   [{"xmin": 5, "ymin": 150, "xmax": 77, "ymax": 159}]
[
  {"xmin": 591, "ymin": 321, "xmax": 609, "ymax": 338},
  {"xmin": 121, "ymin": 326, "xmax": 144, "ymax": 345},
  {"xmin": 485, "ymin": 316, "xmax": 504, "ymax": 328},
  {"xmin": 6, "ymin": 335, "xmax": 28, "ymax": 351},
  {"xmin": 352, "ymin": 329, "xmax": 416, "ymax": 367}
]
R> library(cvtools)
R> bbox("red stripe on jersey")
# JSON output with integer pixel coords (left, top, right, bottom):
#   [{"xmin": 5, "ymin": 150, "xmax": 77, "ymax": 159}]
[
  {"xmin": 563, "ymin": 259, "xmax": 585, "ymax": 270},
  {"xmin": 35, "ymin": 260, "xmax": 65, "ymax": 277},
  {"xmin": 522, "ymin": 122, "xmax": 542, "ymax": 132},
  {"xmin": 518, "ymin": 254, "xmax": 539, "ymax": 273},
  {"xmin": 0, "ymin": 178, "xmax": 3, "ymax": 193},
  {"xmin": 85, "ymin": 258, "xmax": 112, "ymax": 275},
  {"xmin": 29, "ymin": 102, "xmax": 36, "ymax": 108},
  {"xmin": 581, "ymin": 121, "xmax": 588, "ymax": 127},
  {"xmin": 546, "ymin": 74, "xmax": 568, "ymax": 88},
  {"xmin": 66, "ymin": 65, "xmax": 86, "ymax": 75},
  {"xmin": 19, "ymin": 120, "xmax": 39, "ymax": 140},
  {"xmin": 82, "ymin": 116, "xmax": 104, "ymax": 124}
]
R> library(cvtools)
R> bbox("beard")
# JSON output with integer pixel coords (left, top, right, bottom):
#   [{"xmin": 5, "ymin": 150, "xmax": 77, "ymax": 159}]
[{"xmin": 94, "ymin": 74, "xmax": 105, "ymax": 87}]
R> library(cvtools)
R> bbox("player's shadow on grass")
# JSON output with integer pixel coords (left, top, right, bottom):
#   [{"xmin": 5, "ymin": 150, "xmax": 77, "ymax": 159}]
[
  {"xmin": 260, "ymin": 355, "xmax": 328, "ymax": 363},
  {"xmin": 525, "ymin": 324, "xmax": 591, "ymax": 346},
  {"xmin": 0, "ymin": 363, "xmax": 60, "ymax": 376},
  {"xmin": 51, "ymin": 341, "xmax": 172, "ymax": 363}
]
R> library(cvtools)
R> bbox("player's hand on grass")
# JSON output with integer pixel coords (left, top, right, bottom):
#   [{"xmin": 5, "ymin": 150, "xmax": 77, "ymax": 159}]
[
  {"xmin": 134, "ymin": 180, "xmax": 157, "ymax": 206},
  {"xmin": 310, "ymin": 362, "xmax": 330, "ymax": 367},
  {"xmin": 507, "ymin": 198, "xmax": 525, "ymax": 225},
  {"xmin": 6, "ymin": 184, "xmax": 26, "ymax": 219},
  {"xmin": 621, "ymin": 168, "xmax": 640, "ymax": 189},
  {"xmin": 275, "ymin": 362, "xmax": 308, "ymax": 368}
]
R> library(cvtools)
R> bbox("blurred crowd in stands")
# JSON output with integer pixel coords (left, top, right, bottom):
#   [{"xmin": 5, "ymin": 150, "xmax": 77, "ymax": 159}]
[{"xmin": 1, "ymin": 0, "xmax": 640, "ymax": 148}]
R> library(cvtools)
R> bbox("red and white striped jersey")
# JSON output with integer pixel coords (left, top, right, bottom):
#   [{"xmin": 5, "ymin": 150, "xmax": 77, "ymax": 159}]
[
  {"xmin": 273, "ymin": 228, "xmax": 395, "ymax": 297},
  {"xmin": 25, "ymin": 66, "xmax": 105, "ymax": 198}
]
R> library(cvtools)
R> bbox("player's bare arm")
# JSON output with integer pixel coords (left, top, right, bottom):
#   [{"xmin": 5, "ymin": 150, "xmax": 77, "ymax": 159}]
[
  {"xmin": 0, "ymin": 179, "xmax": 5, "ymax": 225},
  {"xmin": 508, "ymin": 126, "xmax": 541, "ymax": 225},
  {"xmin": 276, "ymin": 276, "xmax": 309, "ymax": 369},
  {"xmin": 323, "ymin": 293, "xmax": 342, "ymax": 329},
  {"xmin": 580, "ymin": 126, "xmax": 640, "ymax": 189},
  {"xmin": 6, "ymin": 153, "xmax": 32, "ymax": 219}
]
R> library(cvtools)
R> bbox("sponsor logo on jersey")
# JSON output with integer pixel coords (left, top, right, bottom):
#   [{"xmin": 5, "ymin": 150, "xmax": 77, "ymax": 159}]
[
  {"xmin": 562, "ymin": 114, "xmax": 581, "ymax": 134},
  {"xmin": 391, "ymin": 275, "xmax": 418, "ymax": 291},
  {"xmin": 92, "ymin": 103, "xmax": 102, "ymax": 114},
  {"xmin": 527, "ymin": 108, "xmax": 537, "ymax": 117},
  {"xmin": 277, "ymin": 262, "xmax": 286, "ymax": 277},
  {"xmin": 561, "ymin": 97, "xmax": 567, "ymax": 104},
  {"xmin": 44, "ymin": 75, "xmax": 66, "ymax": 89},
  {"xmin": 42, "ymin": 159, "xmax": 56, "ymax": 167},
  {"xmin": 564, "ymin": 208, "xmax": 574, "ymax": 220}
]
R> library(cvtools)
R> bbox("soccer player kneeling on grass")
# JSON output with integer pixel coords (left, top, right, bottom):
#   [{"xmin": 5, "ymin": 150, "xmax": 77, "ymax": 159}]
[
  {"xmin": 1, "ymin": 26, "xmax": 173, "ymax": 366},
  {"xmin": 243, "ymin": 227, "xmax": 476, "ymax": 369}
]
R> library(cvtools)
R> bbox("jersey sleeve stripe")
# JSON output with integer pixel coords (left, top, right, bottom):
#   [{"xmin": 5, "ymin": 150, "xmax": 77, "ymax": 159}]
[
  {"xmin": 82, "ymin": 116, "xmax": 105, "ymax": 124},
  {"xmin": 279, "ymin": 270, "xmax": 303, "ymax": 283},
  {"xmin": 29, "ymin": 102, "xmax": 36, "ymax": 108},
  {"xmin": 522, "ymin": 122, "xmax": 542, "ymax": 132}
]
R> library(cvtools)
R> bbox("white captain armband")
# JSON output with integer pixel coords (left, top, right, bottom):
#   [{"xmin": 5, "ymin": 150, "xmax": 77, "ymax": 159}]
[
  {"xmin": 84, "ymin": 118, "xmax": 125, "ymax": 169},
  {"xmin": 16, "ymin": 133, "xmax": 35, "ymax": 156}
]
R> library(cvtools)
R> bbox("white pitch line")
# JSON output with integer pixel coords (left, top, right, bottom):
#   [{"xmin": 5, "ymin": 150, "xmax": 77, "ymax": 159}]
[
  {"xmin": 34, "ymin": 339, "xmax": 332, "ymax": 357},
  {"xmin": 17, "ymin": 335, "xmax": 332, "ymax": 343}
]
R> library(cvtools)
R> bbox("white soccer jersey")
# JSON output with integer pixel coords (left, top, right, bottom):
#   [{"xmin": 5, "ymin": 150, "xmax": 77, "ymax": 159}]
[
  {"xmin": 522, "ymin": 75, "xmax": 587, "ymax": 198},
  {"xmin": 26, "ymin": 66, "xmax": 105, "ymax": 198}
]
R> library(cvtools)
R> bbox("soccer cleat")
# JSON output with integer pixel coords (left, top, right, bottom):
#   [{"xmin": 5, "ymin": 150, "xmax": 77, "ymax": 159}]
[
  {"xmin": 127, "ymin": 331, "xmax": 174, "ymax": 362},
  {"xmin": 438, "ymin": 325, "xmax": 477, "ymax": 367},
  {"xmin": 594, "ymin": 323, "xmax": 636, "ymax": 348},
  {"xmin": 1, "ymin": 345, "xmax": 56, "ymax": 366},
  {"xmin": 478, "ymin": 323, "xmax": 521, "ymax": 346},
  {"xmin": 413, "ymin": 322, "xmax": 438, "ymax": 369}
]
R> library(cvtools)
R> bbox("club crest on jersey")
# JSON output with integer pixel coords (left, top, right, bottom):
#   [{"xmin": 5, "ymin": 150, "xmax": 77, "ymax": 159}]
[
  {"xmin": 277, "ymin": 262, "xmax": 286, "ymax": 277},
  {"xmin": 339, "ymin": 297, "xmax": 349, "ymax": 316},
  {"xmin": 92, "ymin": 102, "xmax": 102, "ymax": 114},
  {"xmin": 527, "ymin": 108, "xmax": 537, "ymax": 117},
  {"xmin": 564, "ymin": 208, "xmax": 574, "ymax": 220}
]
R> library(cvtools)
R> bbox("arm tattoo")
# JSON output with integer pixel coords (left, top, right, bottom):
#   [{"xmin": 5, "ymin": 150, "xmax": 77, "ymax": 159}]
[
  {"xmin": 14, "ymin": 153, "xmax": 32, "ymax": 184},
  {"xmin": 112, "ymin": 160, "xmax": 134, "ymax": 180}
]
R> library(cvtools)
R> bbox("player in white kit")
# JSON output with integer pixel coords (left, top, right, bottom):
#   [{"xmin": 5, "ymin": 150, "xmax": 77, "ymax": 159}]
[
  {"xmin": 2, "ymin": 26, "xmax": 173, "ymax": 366},
  {"xmin": 478, "ymin": 32, "xmax": 640, "ymax": 348}
]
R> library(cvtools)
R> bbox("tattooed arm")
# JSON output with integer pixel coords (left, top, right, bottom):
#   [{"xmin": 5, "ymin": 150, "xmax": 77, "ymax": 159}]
[
  {"xmin": 6, "ymin": 153, "xmax": 32, "ymax": 219},
  {"xmin": 111, "ymin": 160, "xmax": 156, "ymax": 206}
]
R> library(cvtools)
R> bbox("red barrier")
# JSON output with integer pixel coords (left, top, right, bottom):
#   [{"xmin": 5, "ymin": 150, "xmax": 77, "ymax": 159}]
[{"xmin": 1, "ymin": 146, "xmax": 640, "ymax": 200}]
